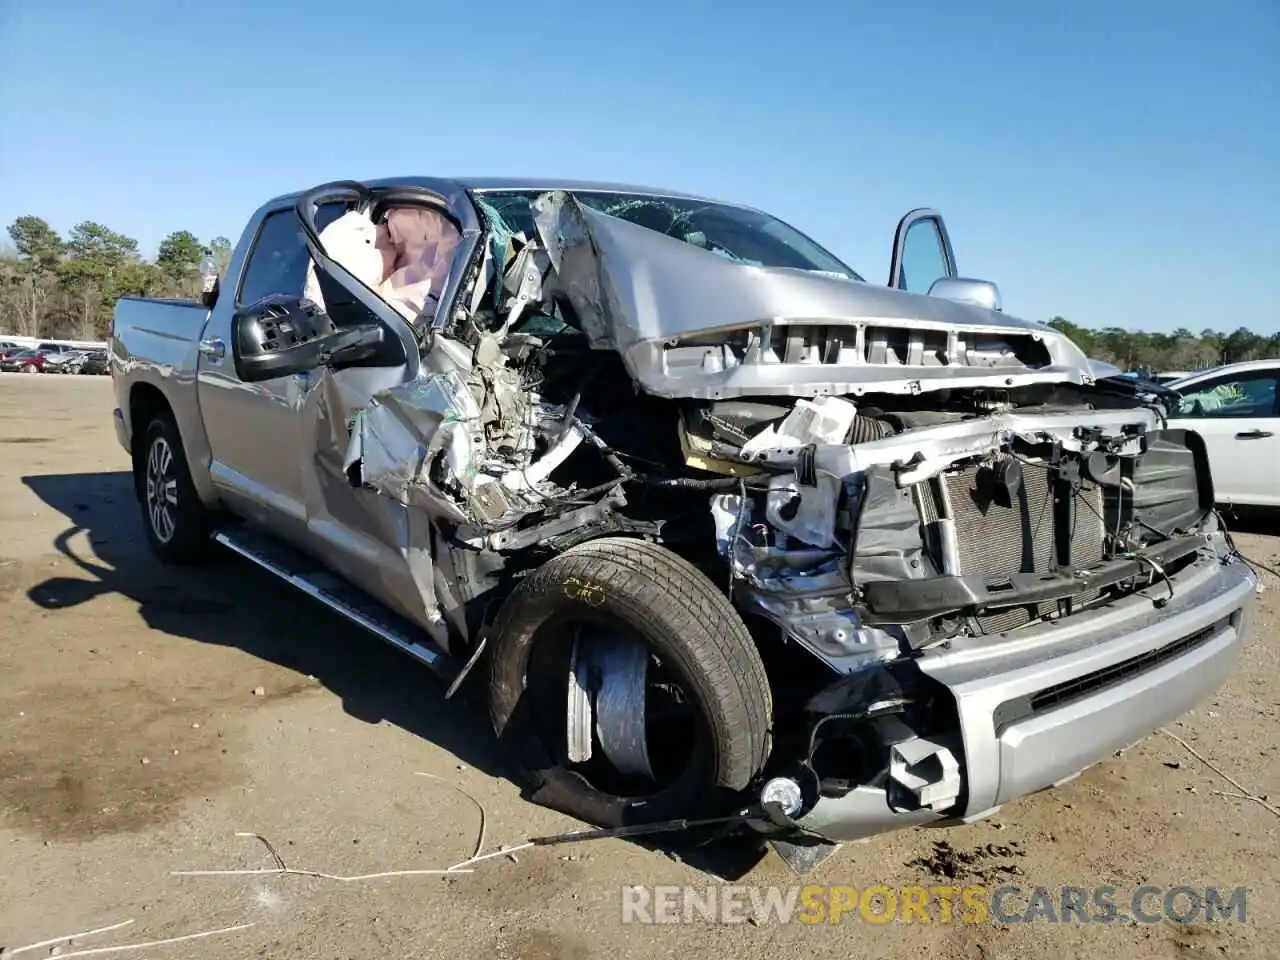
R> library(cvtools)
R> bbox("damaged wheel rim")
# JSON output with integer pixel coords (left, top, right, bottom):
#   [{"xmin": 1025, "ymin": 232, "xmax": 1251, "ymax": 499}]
[
  {"xmin": 146, "ymin": 436, "xmax": 177, "ymax": 544},
  {"xmin": 530, "ymin": 618, "xmax": 701, "ymax": 800}
]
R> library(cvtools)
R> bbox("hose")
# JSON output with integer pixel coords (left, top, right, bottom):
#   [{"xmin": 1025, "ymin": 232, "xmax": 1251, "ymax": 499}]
[{"xmin": 638, "ymin": 475, "xmax": 744, "ymax": 491}]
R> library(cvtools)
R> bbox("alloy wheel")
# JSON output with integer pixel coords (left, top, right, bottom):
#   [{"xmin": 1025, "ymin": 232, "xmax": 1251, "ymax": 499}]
[{"xmin": 145, "ymin": 436, "xmax": 179, "ymax": 543}]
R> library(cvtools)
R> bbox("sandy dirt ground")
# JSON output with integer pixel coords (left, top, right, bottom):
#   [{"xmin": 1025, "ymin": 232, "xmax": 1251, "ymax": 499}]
[{"xmin": 1, "ymin": 372, "xmax": 1278, "ymax": 960}]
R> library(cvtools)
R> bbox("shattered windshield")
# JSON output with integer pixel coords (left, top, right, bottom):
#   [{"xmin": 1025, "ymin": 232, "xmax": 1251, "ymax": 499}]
[{"xmin": 475, "ymin": 189, "xmax": 863, "ymax": 281}]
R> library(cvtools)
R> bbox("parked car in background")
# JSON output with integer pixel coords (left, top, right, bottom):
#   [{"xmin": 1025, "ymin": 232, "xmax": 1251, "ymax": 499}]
[
  {"xmin": 44, "ymin": 350, "xmax": 89, "ymax": 374},
  {"xmin": 79, "ymin": 350, "xmax": 110, "ymax": 375},
  {"xmin": 0, "ymin": 349, "xmax": 49, "ymax": 373},
  {"xmin": 1165, "ymin": 359, "xmax": 1280, "ymax": 507}
]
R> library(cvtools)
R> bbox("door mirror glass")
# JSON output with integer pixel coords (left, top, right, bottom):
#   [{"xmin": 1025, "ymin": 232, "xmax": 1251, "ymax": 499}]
[{"xmin": 231, "ymin": 294, "xmax": 383, "ymax": 383}]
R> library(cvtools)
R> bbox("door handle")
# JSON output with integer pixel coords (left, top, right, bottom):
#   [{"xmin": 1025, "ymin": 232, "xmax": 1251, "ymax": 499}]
[
  {"xmin": 198, "ymin": 337, "xmax": 226, "ymax": 360},
  {"xmin": 1234, "ymin": 430, "xmax": 1273, "ymax": 439}
]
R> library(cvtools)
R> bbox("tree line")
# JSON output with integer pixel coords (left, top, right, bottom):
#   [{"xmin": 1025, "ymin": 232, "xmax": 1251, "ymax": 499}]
[
  {"xmin": 1, "ymin": 214, "xmax": 1276, "ymax": 369},
  {"xmin": 1047, "ymin": 317, "xmax": 1279, "ymax": 374},
  {"xmin": 0, "ymin": 216, "xmax": 231, "ymax": 341}
]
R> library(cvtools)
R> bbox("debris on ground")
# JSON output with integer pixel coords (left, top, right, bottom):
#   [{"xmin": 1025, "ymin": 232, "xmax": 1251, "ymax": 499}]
[
  {"xmin": 1, "ymin": 918, "xmax": 252, "ymax": 959},
  {"xmin": 907, "ymin": 839, "xmax": 1028, "ymax": 884},
  {"xmin": 1161, "ymin": 727, "xmax": 1280, "ymax": 818}
]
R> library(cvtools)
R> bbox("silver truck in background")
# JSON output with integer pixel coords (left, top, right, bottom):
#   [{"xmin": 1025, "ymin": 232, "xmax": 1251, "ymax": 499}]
[{"xmin": 109, "ymin": 177, "xmax": 1256, "ymax": 869}]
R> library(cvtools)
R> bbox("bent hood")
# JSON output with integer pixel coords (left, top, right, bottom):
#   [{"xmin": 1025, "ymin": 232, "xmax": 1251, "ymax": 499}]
[{"xmin": 528, "ymin": 191, "xmax": 1093, "ymax": 400}]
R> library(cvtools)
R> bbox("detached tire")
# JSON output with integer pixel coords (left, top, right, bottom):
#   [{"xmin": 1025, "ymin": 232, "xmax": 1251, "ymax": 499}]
[
  {"xmin": 488, "ymin": 537, "xmax": 772, "ymax": 828},
  {"xmin": 137, "ymin": 412, "xmax": 215, "ymax": 565}
]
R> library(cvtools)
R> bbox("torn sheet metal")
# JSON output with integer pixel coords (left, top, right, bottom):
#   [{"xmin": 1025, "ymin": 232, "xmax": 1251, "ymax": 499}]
[
  {"xmin": 532, "ymin": 191, "xmax": 615, "ymax": 347},
  {"xmin": 349, "ymin": 337, "xmax": 604, "ymax": 534},
  {"xmin": 301, "ymin": 368, "xmax": 451, "ymax": 644},
  {"xmin": 351, "ymin": 371, "xmax": 481, "ymax": 525},
  {"xmin": 471, "ymin": 196, "xmax": 523, "ymax": 317},
  {"xmin": 527, "ymin": 190, "xmax": 1094, "ymax": 400}
]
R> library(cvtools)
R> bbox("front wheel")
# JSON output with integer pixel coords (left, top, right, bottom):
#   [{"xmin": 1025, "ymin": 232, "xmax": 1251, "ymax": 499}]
[
  {"xmin": 488, "ymin": 537, "xmax": 772, "ymax": 828},
  {"xmin": 137, "ymin": 413, "xmax": 215, "ymax": 564},
  {"xmin": 23, "ymin": 363, "xmax": 38, "ymax": 374}
]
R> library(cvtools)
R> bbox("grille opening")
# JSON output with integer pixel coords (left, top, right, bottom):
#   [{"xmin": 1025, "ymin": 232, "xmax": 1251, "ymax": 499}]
[{"xmin": 992, "ymin": 619, "xmax": 1226, "ymax": 734}]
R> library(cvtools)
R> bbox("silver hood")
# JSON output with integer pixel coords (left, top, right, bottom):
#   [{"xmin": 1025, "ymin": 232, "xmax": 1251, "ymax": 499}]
[{"xmin": 529, "ymin": 191, "xmax": 1093, "ymax": 400}]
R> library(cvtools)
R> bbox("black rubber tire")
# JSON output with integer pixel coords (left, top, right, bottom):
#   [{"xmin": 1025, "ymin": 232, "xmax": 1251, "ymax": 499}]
[
  {"xmin": 136, "ymin": 412, "xmax": 215, "ymax": 565},
  {"xmin": 488, "ymin": 536, "xmax": 772, "ymax": 828}
]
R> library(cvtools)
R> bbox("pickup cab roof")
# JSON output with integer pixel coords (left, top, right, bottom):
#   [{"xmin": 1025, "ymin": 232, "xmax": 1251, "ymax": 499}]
[{"xmin": 263, "ymin": 176, "xmax": 726, "ymax": 210}]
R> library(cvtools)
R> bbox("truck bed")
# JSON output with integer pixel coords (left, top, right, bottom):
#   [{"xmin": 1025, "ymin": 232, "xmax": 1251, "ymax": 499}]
[
  {"xmin": 109, "ymin": 296, "xmax": 214, "ymax": 490},
  {"xmin": 113, "ymin": 296, "xmax": 208, "ymax": 346}
]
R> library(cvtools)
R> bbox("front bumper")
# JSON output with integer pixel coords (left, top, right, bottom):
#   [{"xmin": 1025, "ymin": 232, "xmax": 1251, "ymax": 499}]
[{"xmin": 795, "ymin": 551, "xmax": 1256, "ymax": 842}]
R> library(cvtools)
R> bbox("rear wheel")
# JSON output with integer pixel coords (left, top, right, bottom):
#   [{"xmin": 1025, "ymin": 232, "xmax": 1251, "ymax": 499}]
[
  {"xmin": 137, "ymin": 412, "xmax": 215, "ymax": 564},
  {"xmin": 23, "ymin": 363, "xmax": 37, "ymax": 374},
  {"xmin": 488, "ymin": 537, "xmax": 772, "ymax": 828}
]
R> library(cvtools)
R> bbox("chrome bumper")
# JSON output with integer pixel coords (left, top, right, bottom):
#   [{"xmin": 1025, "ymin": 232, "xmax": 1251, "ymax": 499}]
[{"xmin": 796, "ymin": 552, "xmax": 1256, "ymax": 841}]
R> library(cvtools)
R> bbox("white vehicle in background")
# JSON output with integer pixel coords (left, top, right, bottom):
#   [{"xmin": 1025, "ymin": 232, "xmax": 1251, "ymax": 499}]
[{"xmin": 1166, "ymin": 360, "xmax": 1280, "ymax": 507}]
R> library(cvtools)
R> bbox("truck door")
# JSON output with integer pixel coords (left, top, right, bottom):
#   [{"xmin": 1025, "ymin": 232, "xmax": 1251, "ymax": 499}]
[
  {"xmin": 290, "ymin": 182, "xmax": 465, "ymax": 634},
  {"xmin": 195, "ymin": 206, "xmax": 342, "ymax": 543},
  {"xmin": 1165, "ymin": 366, "xmax": 1280, "ymax": 506},
  {"xmin": 887, "ymin": 208, "xmax": 958, "ymax": 293}
]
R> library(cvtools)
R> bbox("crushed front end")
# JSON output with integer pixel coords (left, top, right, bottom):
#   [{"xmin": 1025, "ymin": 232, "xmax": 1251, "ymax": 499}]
[
  {"xmin": 317, "ymin": 185, "xmax": 1255, "ymax": 846},
  {"xmin": 696, "ymin": 391, "xmax": 1256, "ymax": 842}
]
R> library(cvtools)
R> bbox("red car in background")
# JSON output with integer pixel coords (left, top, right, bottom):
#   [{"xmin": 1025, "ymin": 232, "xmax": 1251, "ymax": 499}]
[{"xmin": 0, "ymin": 348, "xmax": 50, "ymax": 373}]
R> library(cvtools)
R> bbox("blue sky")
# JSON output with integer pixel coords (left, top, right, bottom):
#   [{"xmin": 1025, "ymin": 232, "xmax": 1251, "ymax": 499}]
[{"xmin": 1, "ymin": 0, "xmax": 1275, "ymax": 333}]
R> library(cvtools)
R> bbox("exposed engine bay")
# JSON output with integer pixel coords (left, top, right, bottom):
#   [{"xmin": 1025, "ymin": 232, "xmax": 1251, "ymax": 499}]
[{"xmin": 321, "ymin": 190, "xmax": 1218, "ymax": 672}]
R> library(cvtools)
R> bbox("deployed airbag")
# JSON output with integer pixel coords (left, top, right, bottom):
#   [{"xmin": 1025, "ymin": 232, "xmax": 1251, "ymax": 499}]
[{"xmin": 304, "ymin": 206, "xmax": 461, "ymax": 324}]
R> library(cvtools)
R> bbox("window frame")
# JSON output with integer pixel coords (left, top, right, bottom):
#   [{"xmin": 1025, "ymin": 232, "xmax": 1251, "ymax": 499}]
[
  {"xmin": 1173, "ymin": 370, "xmax": 1280, "ymax": 419},
  {"xmin": 234, "ymin": 203, "xmax": 345, "ymax": 308},
  {"xmin": 889, "ymin": 208, "xmax": 957, "ymax": 292}
]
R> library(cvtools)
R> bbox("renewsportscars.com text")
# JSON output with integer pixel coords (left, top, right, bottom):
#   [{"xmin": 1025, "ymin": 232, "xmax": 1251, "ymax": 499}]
[{"xmin": 620, "ymin": 884, "xmax": 1249, "ymax": 925}]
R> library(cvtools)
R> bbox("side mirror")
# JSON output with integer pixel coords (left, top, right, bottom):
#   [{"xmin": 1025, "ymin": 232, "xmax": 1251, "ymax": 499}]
[
  {"xmin": 927, "ymin": 277, "xmax": 1002, "ymax": 312},
  {"xmin": 232, "ymin": 294, "xmax": 384, "ymax": 383}
]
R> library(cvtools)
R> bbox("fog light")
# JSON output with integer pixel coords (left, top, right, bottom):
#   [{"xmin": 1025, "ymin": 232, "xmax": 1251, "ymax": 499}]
[{"xmin": 760, "ymin": 777, "xmax": 804, "ymax": 816}]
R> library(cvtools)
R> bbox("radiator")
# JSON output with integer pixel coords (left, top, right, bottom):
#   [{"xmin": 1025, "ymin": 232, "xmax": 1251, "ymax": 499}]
[{"xmin": 918, "ymin": 461, "xmax": 1106, "ymax": 634}]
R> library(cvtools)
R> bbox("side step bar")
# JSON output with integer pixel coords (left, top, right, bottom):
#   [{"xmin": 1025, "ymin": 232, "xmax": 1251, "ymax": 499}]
[{"xmin": 212, "ymin": 528, "xmax": 457, "ymax": 683}]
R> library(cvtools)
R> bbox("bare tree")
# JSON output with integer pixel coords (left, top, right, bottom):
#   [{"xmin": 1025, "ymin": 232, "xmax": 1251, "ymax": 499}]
[
  {"xmin": 75, "ymin": 283, "xmax": 99, "ymax": 340},
  {"xmin": 15, "ymin": 273, "xmax": 48, "ymax": 337}
]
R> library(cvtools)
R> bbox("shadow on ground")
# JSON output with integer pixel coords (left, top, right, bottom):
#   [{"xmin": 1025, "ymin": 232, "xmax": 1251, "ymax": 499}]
[
  {"xmin": 1220, "ymin": 504, "xmax": 1280, "ymax": 538},
  {"xmin": 19, "ymin": 470, "xmax": 772, "ymax": 879},
  {"xmin": 21, "ymin": 470, "xmax": 504, "ymax": 778}
]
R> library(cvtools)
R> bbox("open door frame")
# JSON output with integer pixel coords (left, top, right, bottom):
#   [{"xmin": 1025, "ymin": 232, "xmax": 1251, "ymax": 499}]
[{"xmin": 888, "ymin": 207, "xmax": 958, "ymax": 290}]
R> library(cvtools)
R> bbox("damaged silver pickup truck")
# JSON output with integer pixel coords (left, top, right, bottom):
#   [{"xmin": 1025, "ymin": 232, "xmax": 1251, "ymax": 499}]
[{"xmin": 110, "ymin": 177, "xmax": 1256, "ymax": 865}]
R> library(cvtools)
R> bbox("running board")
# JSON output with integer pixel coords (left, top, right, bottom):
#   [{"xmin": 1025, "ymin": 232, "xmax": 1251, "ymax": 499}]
[{"xmin": 212, "ymin": 528, "xmax": 456, "ymax": 682}]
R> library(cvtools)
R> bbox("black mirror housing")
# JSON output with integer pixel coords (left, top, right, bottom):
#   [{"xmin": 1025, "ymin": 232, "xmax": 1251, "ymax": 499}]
[{"xmin": 232, "ymin": 294, "xmax": 383, "ymax": 383}]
